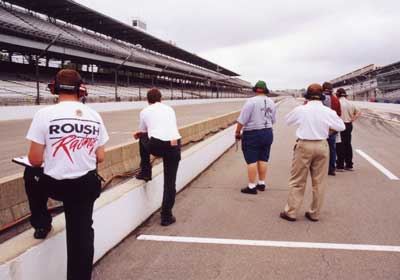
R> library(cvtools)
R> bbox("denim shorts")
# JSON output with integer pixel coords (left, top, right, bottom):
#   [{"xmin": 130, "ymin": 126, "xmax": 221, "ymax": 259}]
[{"xmin": 241, "ymin": 128, "xmax": 273, "ymax": 164}]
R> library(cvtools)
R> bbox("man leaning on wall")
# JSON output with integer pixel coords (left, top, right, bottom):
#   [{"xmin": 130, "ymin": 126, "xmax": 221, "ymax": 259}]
[
  {"xmin": 25, "ymin": 69, "xmax": 108, "ymax": 280},
  {"xmin": 133, "ymin": 88, "xmax": 181, "ymax": 227}
]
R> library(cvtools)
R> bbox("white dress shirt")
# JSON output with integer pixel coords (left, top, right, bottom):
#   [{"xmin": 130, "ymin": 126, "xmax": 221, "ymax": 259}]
[
  {"xmin": 139, "ymin": 102, "xmax": 181, "ymax": 141},
  {"xmin": 286, "ymin": 101, "xmax": 345, "ymax": 140}
]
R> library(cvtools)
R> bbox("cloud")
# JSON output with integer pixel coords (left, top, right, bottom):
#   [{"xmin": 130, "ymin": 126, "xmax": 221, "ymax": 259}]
[
  {"xmin": 77, "ymin": 0, "xmax": 400, "ymax": 88},
  {"xmin": 199, "ymin": 2, "xmax": 400, "ymax": 88}
]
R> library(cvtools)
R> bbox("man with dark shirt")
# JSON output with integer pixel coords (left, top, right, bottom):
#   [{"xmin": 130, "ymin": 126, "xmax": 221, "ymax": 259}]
[{"xmin": 322, "ymin": 82, "xmax": 341, "ymax": 176}]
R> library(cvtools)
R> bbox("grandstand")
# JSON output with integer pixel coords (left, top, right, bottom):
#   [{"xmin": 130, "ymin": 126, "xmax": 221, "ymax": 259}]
[
  {"xmin": 0, "ymin": 0, "xmax": 251, "ymax": 105},
  {"xmin": 330, "ymin": 62, "xmax": 400, "ymax": 103}
]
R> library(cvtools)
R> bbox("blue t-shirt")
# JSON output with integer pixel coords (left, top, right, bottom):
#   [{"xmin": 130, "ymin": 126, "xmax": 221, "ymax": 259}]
[
  {"xmin": 237, "ymin": 95, "xmax": 276, "ymax": 131},
  {"xmin": 323, "ymin": 94, "xmax": 332, "ymax": 108}
]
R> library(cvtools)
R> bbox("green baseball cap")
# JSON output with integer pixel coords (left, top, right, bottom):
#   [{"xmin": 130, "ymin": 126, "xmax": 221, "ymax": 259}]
[{"xmin": 253, "ymin": 80, "xmax": 269, "ymax": 93}]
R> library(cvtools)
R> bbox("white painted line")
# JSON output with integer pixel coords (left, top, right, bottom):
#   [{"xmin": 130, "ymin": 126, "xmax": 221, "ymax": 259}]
[
  {"xmin": 110, "ymin": 131, "xmax": 132, "ymax": 135},
  {"xmin": 137, "ymin": 235, "xmax": 400, "ymax": 253},
  {"xmin": 356, "ymin": 149, "xmax": 399, "ymax": 180}
]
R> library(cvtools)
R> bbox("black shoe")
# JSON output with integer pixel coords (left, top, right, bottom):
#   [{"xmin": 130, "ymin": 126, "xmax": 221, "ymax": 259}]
[
  {"xmin": 280, "ymin": 212, "xmax": 296, "ymax": 222},
  {"xmin": 161, "ymin": 216, "xmax": 176, "ymax": 226},
  {"xmin": 305, "ymin": 212, "xmax": 319, "ymax": 222},
  {"xmin": 336, "ymin": 168, "xmax": 345, "ymax": 172},
  {"xmin": 256, "ymin": 184, "xmax": 266, "ymax": 191},
  {"xmin": 344, "ymin": 167, "xmax": 354, "ymax": 171},
  {"xmin": 136, "ymin": 173, "xmax": 152, "ymax": 182},
  {"xmin": 33, "ymin": 226, "xmax": 52, "ymax": 239},
  {"xmin": 241, "ymin": 186, "xmax": 257, "ymax": 195},
  {"xmin": 328, "ymin": 170, "xmax": 336, "ymax": 176}
]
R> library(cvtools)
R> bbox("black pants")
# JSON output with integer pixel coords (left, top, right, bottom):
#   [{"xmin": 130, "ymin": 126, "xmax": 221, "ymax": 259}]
[
  {"xmin": 23, "ymin": 168, "xmax": 101, "ymax": 280},
  {"xmin": 336, "ymin": 122, "xmax": 353, "ymax": 169},
  {"xmin": 24, "ymin": 167, "xmax": 52, "ymax": 229},
  {"xmin": 327, "ymin": 132, "xmax": 337, "ymax": 172},
  {"xmin": 139, "ymin": 135, "xmax": 181, "ymax": 219}
]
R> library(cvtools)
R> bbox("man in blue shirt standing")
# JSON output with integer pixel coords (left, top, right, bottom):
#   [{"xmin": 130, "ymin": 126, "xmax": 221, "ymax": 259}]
[
  {"xmin": 235, "ymin": 81, "xmax": 276, "ymax": 194},
  {"xmin": 322, "ymin": 82, "xmax": 341, "ymax": 176}
]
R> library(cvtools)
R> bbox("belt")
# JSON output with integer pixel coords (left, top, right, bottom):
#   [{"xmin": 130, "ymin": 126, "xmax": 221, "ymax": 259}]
[
  {"xmin": 296, "ymin": 138, "xmax": 325, "ymax": 142},
  {"xmin": 244, "ymin": 127, "xmax": 272, "ymax": 132},
  {"xmin": 151, "ymin": 137, "xmax": 181, "ymax": 146}
]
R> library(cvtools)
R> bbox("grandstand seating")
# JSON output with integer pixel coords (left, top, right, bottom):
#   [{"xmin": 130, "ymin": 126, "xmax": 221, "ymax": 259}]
[
  {"xmin": 377, "ymin": 89, "xmax": 400, "ymax": 101},
  {"xmin": 0, "ymin": 71, "xmax": 247, "ymax": 106},
  {"xmin": 0, "ymin": 3, "xmax": 250, "ymax": 89}
]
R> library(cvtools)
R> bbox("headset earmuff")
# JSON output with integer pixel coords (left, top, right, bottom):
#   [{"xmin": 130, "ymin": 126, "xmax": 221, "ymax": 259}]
[
  {"xmin": 77, "ymin": 80, "xmax": 88, "ymax": 98},
  {"xmin": 55, "ymin": 76, "xmax": 60, "ymax": 95},
  {"xmin": 48, "ymin": 80, "xmax": 57, "ymax": 95}
]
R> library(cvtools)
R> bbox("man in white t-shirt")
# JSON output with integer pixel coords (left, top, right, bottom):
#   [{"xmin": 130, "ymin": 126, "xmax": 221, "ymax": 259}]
[
  {"xmin": 133, "ymin": 88, "xmax": 181, "ymax": 226},
  {"xmin": 25, "ymin": 69, "xmax": 109, "ymax": 280}
]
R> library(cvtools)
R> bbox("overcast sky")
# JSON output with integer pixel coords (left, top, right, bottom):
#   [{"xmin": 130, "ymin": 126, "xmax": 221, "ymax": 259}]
[{"xmin": 78, "ymin": 0, "xmax": 399, "ymax": 89}]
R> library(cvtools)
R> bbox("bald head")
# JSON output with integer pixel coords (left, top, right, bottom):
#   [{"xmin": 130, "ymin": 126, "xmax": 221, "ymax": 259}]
[
  {"xmin": 306, "ymin": 83, "xmax": 324, "ymax": 101},
  {"xmin": 307, "ymin": 83, "xmax": 323, "ymax": 95}
]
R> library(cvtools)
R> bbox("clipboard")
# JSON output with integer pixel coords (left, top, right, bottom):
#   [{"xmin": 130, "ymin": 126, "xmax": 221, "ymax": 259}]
[{"xmin": 12, "ymin": 156, "xmax": 44, "ymax": 168}]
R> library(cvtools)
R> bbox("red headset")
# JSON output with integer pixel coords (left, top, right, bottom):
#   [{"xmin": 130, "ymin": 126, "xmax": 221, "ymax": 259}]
[{"xmin": 252, "ymin": 87, "xmax": 270, "ymax": 94}]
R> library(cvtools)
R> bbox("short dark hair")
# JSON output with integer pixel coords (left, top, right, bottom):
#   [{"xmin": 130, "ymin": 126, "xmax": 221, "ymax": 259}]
[
  {"xmin": 337, "ymin": 88, "xmax": 347, "ymax": 96},
  {"xmin": 147, "ymin": 88, "xmax": 162, "ymax": 104},
  {"xmin": 56, "ymin": 69, "xmax": 82, "ymax": 94},
  {"xmin": 322, "ymin": 82, "xmax": 333, "ymax": 91}
]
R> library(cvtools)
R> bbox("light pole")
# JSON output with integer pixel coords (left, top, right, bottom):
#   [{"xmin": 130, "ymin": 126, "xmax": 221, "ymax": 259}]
[
  {"xmin": 35, "ymin": 33, "xmax": 62, "ymax": 105},
  {"xmin": 115, "ymin": 50, "xmax": 134, "ymax": 102}
]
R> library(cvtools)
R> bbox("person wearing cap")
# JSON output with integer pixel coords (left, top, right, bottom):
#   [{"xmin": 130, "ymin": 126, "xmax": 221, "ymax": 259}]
[
  {"xmin": 280, "ymin": 83, "xmax": 345, "ymax": 222},
  {"xmin": 336, "ymin": 88, "xmax": 361, "ymax": 171},
  {"xmin": 235, "ymin": 80, "xmax": 276, "ymax": 195},
  {"xmin": 133, "ymin": 88, "xmax": 181, "ymax": 226},
  {"xmin": 322, "ymin": 82, "xmax": 341, "ymax": 176},
  {"xmin": 25, "ymin": 69, "xmax": 109, "ymax": 280}
]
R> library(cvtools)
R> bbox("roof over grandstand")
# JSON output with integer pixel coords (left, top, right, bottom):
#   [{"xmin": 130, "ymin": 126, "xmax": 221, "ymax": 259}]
[
  {"xmin": 4, "ymin": 0, "xmax": 239, "ymax": 76},
  {"xmin": 330, "ymin": 61, "xmax": 400, "ymax": 90}
]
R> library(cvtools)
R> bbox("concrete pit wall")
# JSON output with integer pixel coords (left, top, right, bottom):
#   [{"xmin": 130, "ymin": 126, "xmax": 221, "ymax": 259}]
[
  {"xmin": 0, "ymin": 116, "xmax": 238, "ymax": 280},
  {"xmin": 0, "ymin": 111, "xmax": 239, "ymax": 232}
]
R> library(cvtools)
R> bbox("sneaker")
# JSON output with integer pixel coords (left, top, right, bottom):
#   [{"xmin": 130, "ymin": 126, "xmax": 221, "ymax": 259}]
[
  {"xmin": 241, "ymin": 186, "xmax": 257, "ymax": 195},
  {"xmin": 336, "ymin": 168, "xmax": 345, "ymax": 172},
  {"xmin": 33, "ymin": 226, "xmax": 52, "ymax": 239},
  {"xmin": 256, "ymin": 184, "xmax": 266, "ymax": 191},
  {"xmin": 279, "ymin": 212, "xmax": 296, "ymax": 222},
  {"xmin": 161, "ymin": 215, "xmax": 176, "ymax": 226},
  {"xmin": 136, "ymin": 173, "xmax": 152, "ymax": 182},
  {"xmin": 305, "ymin": 212, "xmax": 319, "ymax": 222}
]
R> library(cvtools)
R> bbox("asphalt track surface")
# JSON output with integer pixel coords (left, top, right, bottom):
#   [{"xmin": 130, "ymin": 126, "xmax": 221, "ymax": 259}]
[
  {"xmin": 0, "ymin": 101, "xmax": 245, "ymax": 178},
  {"xmin": 93, "ymin": 98, "xmax": 400, "ymax": 280}
]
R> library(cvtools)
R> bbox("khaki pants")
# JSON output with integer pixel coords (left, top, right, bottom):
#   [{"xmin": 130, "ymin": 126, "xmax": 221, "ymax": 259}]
[{"xmin": 284, "ymin": 140, "xmax": 329, "ymax": 220}]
